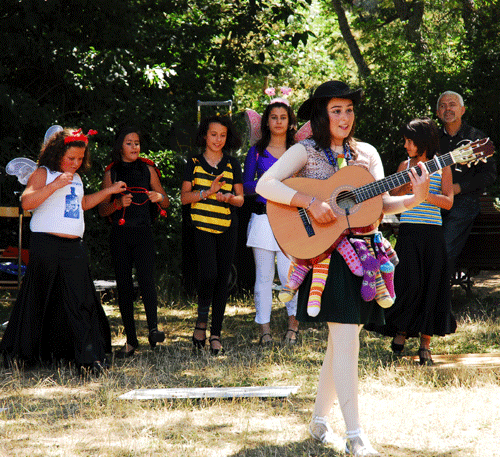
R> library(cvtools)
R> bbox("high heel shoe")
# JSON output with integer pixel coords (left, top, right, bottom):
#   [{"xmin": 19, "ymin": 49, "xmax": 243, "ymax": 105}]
[
  {"xmin": 391, "ymin": 331, "xmax": 406, "ymax": 355},
  {"xmin": 148, "ymin": 329, "xmax": 165, "ymax": 348},
  {"xmin": 209, "ymin": 336, "xmax": 225, "ymax": 356},
  {"xmin": 418, "ymin": 347, "xmax": 433, "ymax": 366},
  {"xmin": 192, "ymin": 325, "xmax": 207, "ymax": 352},
  {"xmin": 115, "ymin": 343, "xmax": 136, "ymax": 359}
]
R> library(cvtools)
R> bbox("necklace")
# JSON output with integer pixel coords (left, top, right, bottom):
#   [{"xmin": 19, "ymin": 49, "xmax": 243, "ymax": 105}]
[
  {"xmin": 323, "ymin": 143, "xmax": 352, "ymax": 169},
  {"xmin": 204, "ymin": 153, "xmax": 223, "ymax": 169}
]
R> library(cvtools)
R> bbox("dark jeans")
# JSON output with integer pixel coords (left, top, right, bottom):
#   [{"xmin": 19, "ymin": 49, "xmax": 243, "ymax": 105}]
[
  {"xmin": 193, "ymin": 219, "xmax": 238, "ymax": 337},
  {"xmin": 442, "ymin": 194, "xmax": 480, "ymax": 273},
  {"xmin": 110, "ymin": 225, "xmax": 159, "ymax": 348}
]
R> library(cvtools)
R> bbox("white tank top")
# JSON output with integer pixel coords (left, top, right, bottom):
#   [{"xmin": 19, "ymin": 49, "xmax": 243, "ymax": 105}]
[{"xmin": 30, "ymin": 167, "xmax": 85, "ymax": 237}]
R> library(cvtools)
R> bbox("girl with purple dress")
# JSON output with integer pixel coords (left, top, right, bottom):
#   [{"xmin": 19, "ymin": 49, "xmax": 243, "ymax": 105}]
[{"xmin": 243, "ymin": 98, "xmax": 300, "ymax": 345}]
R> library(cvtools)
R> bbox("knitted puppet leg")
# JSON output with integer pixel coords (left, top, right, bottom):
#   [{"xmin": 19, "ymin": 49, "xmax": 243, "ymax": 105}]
[
  {"xmin": 279, "ymin": 261, "xmax": 311, "ymax": 303},
  {"xmin": 374, "ymin": 233, "xmax": 396, "ymax": 298},
  {"xmin": 336, "ymin": 238, "xmax": 363, "ymax": 276},
  {"xmin": 349, "ymin": 238, "xmax": 379, "ymax": 302},
  {"xmin": 366, "ymin": 243, "xmax": 394, "ymax": 308},
  {"xmin": 373, "ymin": 232, "xmax": 394, "ymax": 273},
  {"xmin": 307, "ymin": 256, "xmax": 331, "ymax": 317}
]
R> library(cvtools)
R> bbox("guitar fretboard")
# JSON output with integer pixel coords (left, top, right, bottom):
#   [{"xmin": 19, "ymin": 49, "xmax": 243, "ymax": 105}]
[{"xmin": 352, "ymin": 152, "xmax": 456, "ymax": 204}]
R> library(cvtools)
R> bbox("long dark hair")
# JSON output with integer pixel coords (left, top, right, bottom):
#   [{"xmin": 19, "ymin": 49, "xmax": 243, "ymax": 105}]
[
  {"xmin": 112, "ymin": 126, "xmax": 143, "ymax": 163},
  {"xmin": 309, "ymin": 97, "xmax": 357, "ymax": 156},
  {"xmin": 255, "ymin": 101, "xmax": 297, "ymax": 154},
  {"xmin": 38, "ymin": 128, "xmax": 91, "ymax": 173},
  {"xmin": 401, "ymin": 117, "xmax": 439, "ymax": 159},
  {"xmin": 195, "ymin": 115, "xmax": 242, "ymax": 154}
]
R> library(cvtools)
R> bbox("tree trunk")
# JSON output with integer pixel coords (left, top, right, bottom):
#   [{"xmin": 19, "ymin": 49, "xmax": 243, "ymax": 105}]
[
  {"xmin": 331, "ymin": 0, "xmax": 371, "ymax": 79},
  {"xmin": 393, "ymin": 0, "xmax": 428, "ymax": 54}
]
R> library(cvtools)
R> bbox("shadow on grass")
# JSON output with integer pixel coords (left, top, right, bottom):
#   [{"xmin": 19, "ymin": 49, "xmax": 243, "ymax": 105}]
[{"xmin": 227, "ymin": 441, "xmax": 465, "ymax": 457}]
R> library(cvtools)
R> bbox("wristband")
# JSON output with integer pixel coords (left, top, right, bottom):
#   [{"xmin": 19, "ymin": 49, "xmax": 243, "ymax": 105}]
[
  {"xmin": 306, "ymin": 197, "xmax": 316, "ymax": 210},
  {"xmin": 159, "ymin": 193, "xmax": 164, "ymax": 202}
]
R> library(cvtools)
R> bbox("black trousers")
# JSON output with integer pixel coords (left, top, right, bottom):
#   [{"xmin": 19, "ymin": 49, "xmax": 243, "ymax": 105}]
[
  {"xmin": 193, "ymin": 218, "xmax": 238, "ymax": 337},
  {"xmin": 110, "ymin": 225, "xmax": 159, "ymax": 348}
]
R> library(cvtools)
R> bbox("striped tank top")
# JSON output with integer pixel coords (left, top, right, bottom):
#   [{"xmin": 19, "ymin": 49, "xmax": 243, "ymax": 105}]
[
  {"xmin": 400, "ymin": 172, "xmax": 442, "ymax": 226},
  {"xmin": 190, "ymin": 156, "xmax": 235, "ymax": 234}
]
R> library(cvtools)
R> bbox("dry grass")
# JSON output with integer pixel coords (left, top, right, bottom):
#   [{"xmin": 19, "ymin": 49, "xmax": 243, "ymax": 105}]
[{"xmin": 1, "ymin": 275, "xmax": 500, "ymax": 457}]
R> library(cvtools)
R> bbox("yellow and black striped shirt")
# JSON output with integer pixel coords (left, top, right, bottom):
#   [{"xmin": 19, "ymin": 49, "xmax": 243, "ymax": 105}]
[{"xmin": 184, "ymin": 154, "xmax": 243, "ymax": 234}]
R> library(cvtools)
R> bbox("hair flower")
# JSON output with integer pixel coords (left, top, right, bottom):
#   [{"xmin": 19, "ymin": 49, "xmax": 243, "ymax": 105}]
[
  {"xmin": 280, "ymin": 86, "xmax": 293, "ymax": 96},
  {"xmin": 264, "ymin": 87, "xmax": 276, "ymax": 97}
]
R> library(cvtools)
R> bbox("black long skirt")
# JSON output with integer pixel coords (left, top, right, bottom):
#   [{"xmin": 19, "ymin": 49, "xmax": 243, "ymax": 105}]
[
  {"xmin": 0, "ymin": 233, "xmax": 111, "ymax": 368},
  {"xmin": 366, "ymin": 223, "xmax": 456, "ymax": 338}
]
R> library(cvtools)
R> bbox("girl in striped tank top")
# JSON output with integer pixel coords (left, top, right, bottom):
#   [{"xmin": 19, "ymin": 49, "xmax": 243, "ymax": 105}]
[
  {"xmin": 371, "ymin": 118, "xmax": 457, "ymax": 365},
  {"xmin": 181, "ymin": 116, "xmax": 244, "ymax": 355}
]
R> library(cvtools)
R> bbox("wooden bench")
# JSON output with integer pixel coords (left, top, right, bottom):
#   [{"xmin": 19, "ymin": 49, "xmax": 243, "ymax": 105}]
[{"xmin": 452, "ymin": 195, "xmax": 500, "ymax": 295}]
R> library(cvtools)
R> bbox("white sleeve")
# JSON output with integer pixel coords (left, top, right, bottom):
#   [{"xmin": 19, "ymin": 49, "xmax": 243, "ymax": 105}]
[{"xmin": 255, "ymin": 143, "xmax": 309, "ymax": 205}]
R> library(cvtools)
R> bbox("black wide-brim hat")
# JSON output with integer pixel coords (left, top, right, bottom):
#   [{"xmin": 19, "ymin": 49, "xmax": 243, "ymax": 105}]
[{"xmin": 297, "ymin": 80, "xmax": 363, "ymax": 120}]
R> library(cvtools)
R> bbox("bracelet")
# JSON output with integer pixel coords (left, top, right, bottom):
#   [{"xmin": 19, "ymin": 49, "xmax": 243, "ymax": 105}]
[
  {"xmin": 306, "ymin": 197, "xmax": 316, "ymax": 210},
  {"xmin": 199, "ymin": 190, "xmax": 204, "ymax": 200},
  {"xmin": 159, "ymin": 193, "xmax": 164, "ymax": 202}
]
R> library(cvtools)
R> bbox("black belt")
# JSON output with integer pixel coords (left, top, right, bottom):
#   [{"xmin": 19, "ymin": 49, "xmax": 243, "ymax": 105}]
[{"xmin": 253, "ymin": 202, "xmax": 266, "ymax": 215}]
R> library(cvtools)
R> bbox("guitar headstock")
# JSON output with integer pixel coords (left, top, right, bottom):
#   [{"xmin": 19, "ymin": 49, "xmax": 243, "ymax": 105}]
[{"xmin": 451, "ymin": 138, "xmax": 495, "ymax": 166}]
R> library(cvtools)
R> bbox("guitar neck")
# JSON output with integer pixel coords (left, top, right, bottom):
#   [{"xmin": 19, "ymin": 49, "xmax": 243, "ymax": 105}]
[{"xmin": 354, "ymin": 152, "xmax": 455, "ymax": 203}]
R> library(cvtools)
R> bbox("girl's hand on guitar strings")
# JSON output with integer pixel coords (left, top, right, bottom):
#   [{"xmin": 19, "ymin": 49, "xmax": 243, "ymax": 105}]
[
  {"xmin": 408, "ymin": 162, "xmax": 430, "ymax": 206},
  {"xmin": 309, "ymin": 198, "xmax": 336, "ymax": 224}
]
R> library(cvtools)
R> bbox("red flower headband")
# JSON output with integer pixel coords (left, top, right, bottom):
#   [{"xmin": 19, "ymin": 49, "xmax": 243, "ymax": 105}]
[{"xmin": 64, "ymin": 128, "xmax": 98, "ymax": 145}]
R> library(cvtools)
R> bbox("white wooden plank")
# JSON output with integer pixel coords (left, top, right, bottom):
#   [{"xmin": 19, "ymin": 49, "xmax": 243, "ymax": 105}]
[{"xmin": 118, "ymin": 386, "xmax": 299, "ymax": 400}]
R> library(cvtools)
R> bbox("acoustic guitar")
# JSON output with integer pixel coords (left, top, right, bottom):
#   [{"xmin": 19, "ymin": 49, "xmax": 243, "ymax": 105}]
[{"xmin": 266, "ymin": 138, "xmax": 495, "ymax": 264}]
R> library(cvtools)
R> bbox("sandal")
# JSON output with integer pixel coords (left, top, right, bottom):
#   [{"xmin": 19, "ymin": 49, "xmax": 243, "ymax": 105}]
[
  {"xmin": 418, "ymin": 347, "xmax": 433, "ymax": 366},
  {"xmin": 192, "ymin": 324, "xmax": 207, "ymax": 352},
  {"xmin": 115, "ymin": 343, "xmax": 136, "ymax": 359},
  {"xmin": 209, "ymin": 336, "xmax": 225, "ymax": 356},
  {"xmin": 259, "ymin": 333, "xmax": 273, "ymax": 346},
  {"xmin": 283, "ymin": 328, "xmax": 299, "ymax": 345}
]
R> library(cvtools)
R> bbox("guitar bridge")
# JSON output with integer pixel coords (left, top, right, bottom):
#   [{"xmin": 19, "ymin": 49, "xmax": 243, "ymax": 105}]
[{"xmin": 298, "ymin": 208, "xmax": 315, "ymax": 237}]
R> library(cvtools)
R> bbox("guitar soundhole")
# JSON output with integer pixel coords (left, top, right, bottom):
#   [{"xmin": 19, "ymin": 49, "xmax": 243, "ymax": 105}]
[{"xmin": 336, "ymin": 190, "xmax": 357, "ymax": 211}]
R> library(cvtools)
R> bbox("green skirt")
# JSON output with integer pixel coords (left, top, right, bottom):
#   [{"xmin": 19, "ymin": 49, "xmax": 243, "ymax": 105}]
[{"xmin": 296, "ymin": 250, "xmax": 386, "ymax": 325}]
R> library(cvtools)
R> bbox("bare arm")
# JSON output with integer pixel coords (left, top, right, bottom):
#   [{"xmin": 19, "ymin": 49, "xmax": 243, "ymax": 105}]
[
  {"xmin": 82, "ymin": 180, "xmax": 127, "ymax": 211},
  {"xmin": 425, "ymin": 166, "xmax": 454, "ymax": 210},
  {"xmin": 21, "ymin": 168, "xmax": 73, "ymax": 211},
  {"xmin": 147, "ymin": 166, "xmax": 170, "ymax": 209}
]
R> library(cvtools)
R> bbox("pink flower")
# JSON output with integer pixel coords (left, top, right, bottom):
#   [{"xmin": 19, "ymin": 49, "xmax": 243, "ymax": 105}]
[
  {"xmin": 280, "ymin": 86, "xmax": 292, "ymax": 96},
  {"xmin": 264, "ymin": 87, "xmax": 276, "ymax": 96},
  {"xmin": 87, "ymin": 129, "xmax": 98, "ymax": 136}
]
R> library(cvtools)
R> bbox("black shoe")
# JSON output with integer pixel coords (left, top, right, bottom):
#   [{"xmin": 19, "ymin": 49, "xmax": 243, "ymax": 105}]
[
  {"xmin": 148, "ymin": 329, "xmax": 165, "ymax": 348},
  {"xmin": 391, "ymin": 332, "xmax": 406, "ymax": 355},
  {"xmin": 418, "ymin": 347, "xmax": 433, "ymax": 366},
  {"xmin": 192, "ymin": 326, "xmax": 207, "ymax": 353},
  {"xmin": 115, "ymin": 344, "xmax": 136, "ymax": 359},
  {"xmin": 209, "ymin": 336, "xmax": 225, "ymax": 356}
]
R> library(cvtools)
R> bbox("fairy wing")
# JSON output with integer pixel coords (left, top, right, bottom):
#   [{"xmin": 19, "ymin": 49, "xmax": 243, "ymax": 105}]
[
  {"xmin": 294, "ymin": 121, "xmax": 312, "ymax": 142},
  {"xmin": 245, "ymin": 109, "xmax": 262, "ymax": 146},
  {"xmin": 6, "ymin": 158, "xmax": 38, "ymax": 185}
]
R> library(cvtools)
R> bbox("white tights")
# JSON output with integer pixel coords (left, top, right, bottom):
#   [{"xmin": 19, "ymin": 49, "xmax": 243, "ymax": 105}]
[
  {"xmin": 252, "ymin": 247, "xmax": 297, "ymax": 324},
  {"xmin": 313, "ymin": 322, "xmax": 362, "ymax": 432}
]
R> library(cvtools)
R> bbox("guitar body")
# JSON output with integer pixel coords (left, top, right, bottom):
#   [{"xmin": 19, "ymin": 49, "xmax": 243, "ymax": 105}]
[{"xmin": 266, "ymin": 165, "xmax": 383, "ymax": 263}]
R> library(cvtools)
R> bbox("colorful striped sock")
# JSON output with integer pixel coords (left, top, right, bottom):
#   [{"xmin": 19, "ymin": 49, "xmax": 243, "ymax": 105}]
[{"xmin": 307, "ymin": 256, "xmax": 330, "ymax": 317}]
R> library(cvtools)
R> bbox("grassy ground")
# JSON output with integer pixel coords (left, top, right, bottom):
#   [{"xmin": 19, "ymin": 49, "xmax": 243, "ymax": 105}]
[{"xmin": 1, "ymin": 276, "xmax": 499, "ymax": 457}]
